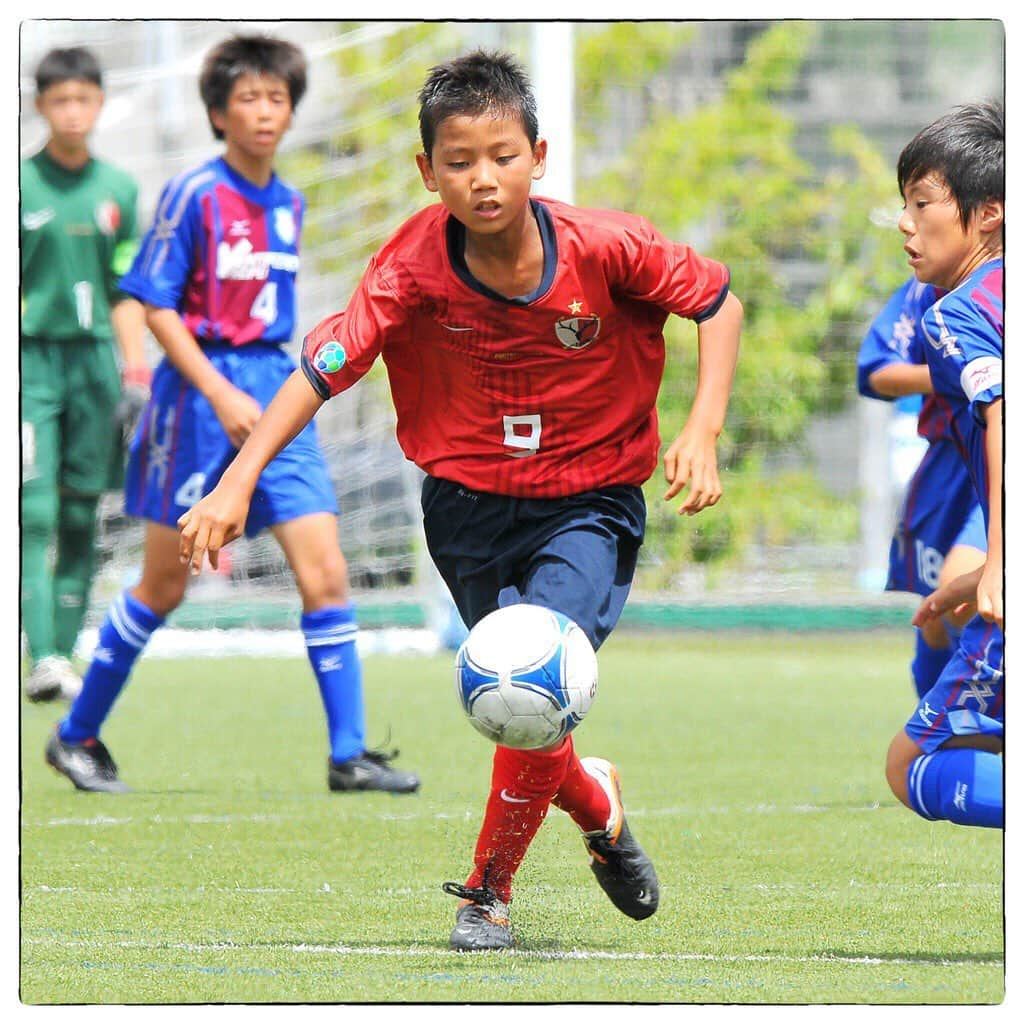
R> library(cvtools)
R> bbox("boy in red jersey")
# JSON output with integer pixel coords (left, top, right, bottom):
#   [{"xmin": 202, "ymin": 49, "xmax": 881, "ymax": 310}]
[{"xmin": 179, "ymin": 51, "xmax": 743, "ymax": 949}]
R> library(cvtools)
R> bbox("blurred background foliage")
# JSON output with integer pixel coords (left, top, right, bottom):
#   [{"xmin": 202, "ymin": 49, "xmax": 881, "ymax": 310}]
[{"xmin": 577, "ymin": 22, "xmax": 914, "ymax": 581}]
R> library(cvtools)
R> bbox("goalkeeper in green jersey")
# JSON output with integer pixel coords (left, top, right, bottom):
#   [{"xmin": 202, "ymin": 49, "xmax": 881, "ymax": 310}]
[{"xmin": 21, "ymin": 47, "xmax": 148, "ymax": 702}]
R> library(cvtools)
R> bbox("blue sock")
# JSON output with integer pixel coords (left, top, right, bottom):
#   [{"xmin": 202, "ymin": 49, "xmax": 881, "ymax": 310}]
[
  {"xmin": 60, "ymin": 590, "xmax": 164, "ymax": 744},
  {"xmin": 302, "ymin": 605, "xmax": 366, "ymax": 764},
  {"xmin": 906, "ymin": 749, "xmax": 1003, "ymax": 828},
  {"xmin": 911, "ymin": 630, "xmax": 953, "ymax": 698}
]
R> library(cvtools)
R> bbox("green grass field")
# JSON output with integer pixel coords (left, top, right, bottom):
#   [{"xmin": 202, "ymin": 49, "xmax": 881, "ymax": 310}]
[{"xmin": 20, "ymin": 632, "xmax": 1003, "ymax": 1004}]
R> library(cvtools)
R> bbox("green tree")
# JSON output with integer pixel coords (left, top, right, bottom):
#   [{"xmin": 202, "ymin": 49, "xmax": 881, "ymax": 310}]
[{"xmin": 576, "ymin": 22, "xmax": 907, "ymax": 584}]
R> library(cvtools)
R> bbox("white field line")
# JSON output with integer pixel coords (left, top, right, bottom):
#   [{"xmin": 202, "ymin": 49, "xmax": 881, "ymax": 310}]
[
  {"xmin": 28, "ymin": 880, "xmax": 999, "ymax": 897},
  {"xmin": 73, "ymin": 627, "xmax": 442, "ymax": 660},
  {"xmin": 25, "ymin": 803, "xmax": 887, "ymax": 830},
  {"xmin": 19, "ymin": 935, "xmax": 1004, "ymax": 968}
]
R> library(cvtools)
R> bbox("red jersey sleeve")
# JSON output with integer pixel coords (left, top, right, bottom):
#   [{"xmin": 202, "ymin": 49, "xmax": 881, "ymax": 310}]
[
  {"xmin": 301, "ymin": 254, "xmax": 412, "ymax": 399},
  {"xmin": 610, "ymin": 215, "xmax": 730, "ymax": 322}
]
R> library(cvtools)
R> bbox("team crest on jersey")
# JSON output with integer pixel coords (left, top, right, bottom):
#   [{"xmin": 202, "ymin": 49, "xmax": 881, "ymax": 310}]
[
  {"xmin": 554, "ymin": 314, "xmax": 601, "ymax": 350},
  {"xmin": 95, "ymin": 200, "xmax": 121, "ymax": 236},
  {"xmin": 315, "ymin": 341, "xmax": 346, "ymax": 374},
  {"xmin": 274, "ymin": 207, "xmax": 296, "ymax": 246}
]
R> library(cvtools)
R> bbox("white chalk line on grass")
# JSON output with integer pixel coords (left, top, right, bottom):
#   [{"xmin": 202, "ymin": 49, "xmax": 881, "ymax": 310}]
[
  {"xmin": 28, "ymin": 880, "xmax": 999, "ymax": 898},
  {"xmin": 27, "ymin": 802, "xmax": 888, "ymax": 830},
  {"xmin": 20, "ymin": 936, "xmax": 1004, "ymax": 968}
]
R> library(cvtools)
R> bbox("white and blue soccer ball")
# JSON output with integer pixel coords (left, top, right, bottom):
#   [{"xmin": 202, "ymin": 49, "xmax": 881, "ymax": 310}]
[{"xmin": 454, "ymin": 603, "xmax": 599, "ymax": 749}]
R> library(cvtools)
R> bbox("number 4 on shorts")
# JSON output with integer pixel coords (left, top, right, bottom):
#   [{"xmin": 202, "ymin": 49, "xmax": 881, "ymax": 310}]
[{"xmin": 174, "ymin": 472, "xmax": 207, "ymax": 507}]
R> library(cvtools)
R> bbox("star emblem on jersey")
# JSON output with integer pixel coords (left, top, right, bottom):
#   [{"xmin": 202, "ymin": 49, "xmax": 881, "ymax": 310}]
[
  {"xmin": 315, "ymin": 341, "xmax": 346, "ymax": 374},
  {"xmin": 568, "ymin": 299, "xmax": 584, "ymax": 314},
  {"xmin": 555, "ymin": 314, "xmax": 601, "ymax": 350}
]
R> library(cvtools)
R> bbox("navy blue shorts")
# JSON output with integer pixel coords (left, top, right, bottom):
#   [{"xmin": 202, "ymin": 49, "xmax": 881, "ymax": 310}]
[{"xmin": 421, "ymin": 477, "xmax": 646, "ymax": 650}]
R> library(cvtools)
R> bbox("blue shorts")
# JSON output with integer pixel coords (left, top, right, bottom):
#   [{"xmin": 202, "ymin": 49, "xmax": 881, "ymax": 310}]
[
  {"xmin": 904, "ymin": 614, "xmax": 1004, "ymax": 754},
  {"xmin": 887, "ymin": 440, "xmax": 986, "ymax": 596},
  {"xmin": 421, "ymin": 477, "xmax": 646, "ymax": 651},
  {"xmin": 125, "ymin": 344, "xmax": 337, "ymax": 536}
]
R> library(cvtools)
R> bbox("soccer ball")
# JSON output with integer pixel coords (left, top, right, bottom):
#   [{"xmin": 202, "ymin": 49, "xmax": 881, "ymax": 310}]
[{"xmin": 454, "ymin": 604, "xmax": 599, "ymax": 749}]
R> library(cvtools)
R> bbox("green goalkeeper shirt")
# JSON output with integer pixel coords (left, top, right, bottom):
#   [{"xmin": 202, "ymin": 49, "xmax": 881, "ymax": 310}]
[{"xmin": 20, "ymin": 148, "xmax": 139, "ymax": 343}]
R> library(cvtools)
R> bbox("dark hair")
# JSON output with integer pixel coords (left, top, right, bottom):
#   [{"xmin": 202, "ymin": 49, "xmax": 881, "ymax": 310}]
[
  {"xmin": 35, "ymin": 47, "xmax": 102, "ymax": 94},
  {"xmin": 199, "ymin": 34, "xmax": 307, "ymax": 140},
  {"xmin": 418, "ymin": 49, "xmax": 538, "ymax": 158},
  {"xmin": 897, "ymin": 101, "xmax": 1004, "ymax": 229}
]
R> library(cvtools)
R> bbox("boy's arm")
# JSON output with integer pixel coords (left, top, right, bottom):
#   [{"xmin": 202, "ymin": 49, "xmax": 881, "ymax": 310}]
[
  {"xmin": 146, "ymin": 306, "xmax": 263, "ymax": 447},
  {"xmin": 111, "ymin": 298, "xmax": 151, "ymax": 434},
  {"xmin": 110, "ymin": 297, "xmax": 148, "ymax": 375},
  {"xmin": 664, "ymin": 290, "xmax": 743, "ymax": 514},
  {"xmin": 178, "ymin": 368, "xmax": 324, "ymax": 573},
  {"xmin": 867, "ymin": 362, "xmax": 933, "ymax": 398},
  {"xmin": 976, "ymin": 398, "xmax": 1003, "ymax": 628}
]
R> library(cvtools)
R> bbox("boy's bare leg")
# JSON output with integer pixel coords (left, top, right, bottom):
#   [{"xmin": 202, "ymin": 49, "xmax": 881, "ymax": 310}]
[{"xmin": 272, "ymin": 513, "xmax": 419, "ymax": 794}]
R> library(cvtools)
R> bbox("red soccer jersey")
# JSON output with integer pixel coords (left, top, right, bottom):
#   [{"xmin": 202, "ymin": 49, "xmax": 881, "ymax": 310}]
[{"xmin": 302, "ymin": 197, "xmax": 730, "ymax": 498}]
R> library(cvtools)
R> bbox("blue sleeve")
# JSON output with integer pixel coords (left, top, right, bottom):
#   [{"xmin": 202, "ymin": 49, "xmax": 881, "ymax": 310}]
[
  {"xmin": 856, "ymin": 279, "xmax": 932, "ymax": 400},
  {"xmin": 118, "ymin": 173, "xmax": 202, "ymax": 310},
  {"xmin": 922, "ymin": 301, "xmax": 1003, "ymax": 425}
]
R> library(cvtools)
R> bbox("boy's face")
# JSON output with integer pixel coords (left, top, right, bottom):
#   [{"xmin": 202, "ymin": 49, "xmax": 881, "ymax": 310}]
[
  {"xmin": 898, "ymin": 173, "xmax": 1001, "ymax": 290},
  {"xmin": 210, "ymin": 72, "xmax": 292, "ymax": 159},
  {"xmin": 416, "ymin": 113, "xmax": 546, "ymax": 235},
  {"xmin": 36, "ymin": 79, "xmax": 104, "ymax": 149}
]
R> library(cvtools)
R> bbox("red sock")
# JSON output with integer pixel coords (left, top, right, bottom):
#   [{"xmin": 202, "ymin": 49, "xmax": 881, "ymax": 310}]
[
  {"xmin": 465, "ymin": 740, "xmax": 573, "ymax": 903},
  {"xmin": 550, "ymin": 737, "xmax": 613, "ymax": 834}
]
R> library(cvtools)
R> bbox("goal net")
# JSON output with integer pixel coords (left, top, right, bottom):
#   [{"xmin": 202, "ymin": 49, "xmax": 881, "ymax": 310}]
[{"xmin": 19, "ymin": 20, "xmax": 1003, "ymax": 640}]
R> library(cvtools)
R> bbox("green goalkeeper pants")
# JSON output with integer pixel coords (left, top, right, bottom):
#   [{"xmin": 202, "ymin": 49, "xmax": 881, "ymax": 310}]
[{"xmin": 21, "ymin": 336, "xmax": 122, "ymax": 662}]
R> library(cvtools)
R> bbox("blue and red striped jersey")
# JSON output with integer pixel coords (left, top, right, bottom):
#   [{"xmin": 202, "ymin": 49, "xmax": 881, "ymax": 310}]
[
  {"xmin": 856, "ymin": 277, "xmax": 958, "ymax": 443},
  {"xmin": 919, "ymin": 258, "xmax": 1003, "ymax": 523},
  {"xmin": 119, "ymin": 156, "xmax": 303, "ymax": 347}
]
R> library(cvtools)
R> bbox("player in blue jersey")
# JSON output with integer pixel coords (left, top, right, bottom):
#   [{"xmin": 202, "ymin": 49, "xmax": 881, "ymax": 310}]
[
  {"xmin": 44, "ymin": 34, "xmax": 419, "ymax": 795},
  {"xmin": 883, "ymin": 101, "xmax": 1003, "ymax": 829},
  {"xmin": 857, "ymin": 279, "xmax": 986, "ymax": 698}
]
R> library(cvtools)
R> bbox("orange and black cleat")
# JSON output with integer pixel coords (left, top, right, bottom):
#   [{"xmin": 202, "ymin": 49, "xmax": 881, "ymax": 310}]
[
  {"xmin": 580, "ymin": 757, "xmax": 659, "ymax": 920},
  {"xmin": 442, "ymin": 881, "xmax": 514, "ymax": 950}
]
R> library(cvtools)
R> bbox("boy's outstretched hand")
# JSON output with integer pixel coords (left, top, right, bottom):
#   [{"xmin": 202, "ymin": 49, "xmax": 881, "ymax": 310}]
[
  {"xmin": 912, "ymin": 565, "xmax": 983, "ymax": 629},
  {"xmin": 177, "ymin": 484, "xmax": 249, "ymax": 575},
  {"xmin": 912, "ymin": 559, "xmax": 1003, "ymax": 632},
  {"xmin": 663, "ymin": 422, "xmax": 723, "ymax": 515}
]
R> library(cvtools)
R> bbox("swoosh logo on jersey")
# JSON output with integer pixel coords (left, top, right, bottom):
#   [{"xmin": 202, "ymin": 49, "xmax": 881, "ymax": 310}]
[
  {"xmin": 22, "ymin": 208, "xmax": 56, "ymax": 231},
  {"xmin": 442, "ymin": 324, "xmax": 474, "ymax": 332},
  {"xmin": 499, "ymin": 789, "xmax": 531, "ymax": 804}
]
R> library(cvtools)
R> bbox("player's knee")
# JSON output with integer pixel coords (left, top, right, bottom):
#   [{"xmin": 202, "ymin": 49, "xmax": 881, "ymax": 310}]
[
  {"xmin": 885, "ymin": 732, "xmax": 915, "ymax": 809},
  {"xmin": 21, "ymin": 485, "xmax": 59, "ymax": 538},
  {"xmin": 58, "ymin": 493, "xmax": 100, "ymax": 543},
  {"xmin": 296, "ymin": 546, "xmax": 350, "ymax": 610},
  {"xmin": 133, "ymin": 568, "xmax": 188, "ymax": 617}
]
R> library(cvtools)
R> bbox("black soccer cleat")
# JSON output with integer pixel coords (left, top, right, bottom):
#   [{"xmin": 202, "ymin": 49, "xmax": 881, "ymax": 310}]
[
  {"xmin": 327, "ymin": 747, "xmax": 420, "ymax": 794},
  {"xmin": 580, "ymin": 757, "xmax": 659, "ymax": 920},
  {"xmin": 45, "ymin": 730, "xmax": 130, "ymax": 793},
  {"xmin": 442, "ymin": 881, "xmax": 514, "ymax": 951}
]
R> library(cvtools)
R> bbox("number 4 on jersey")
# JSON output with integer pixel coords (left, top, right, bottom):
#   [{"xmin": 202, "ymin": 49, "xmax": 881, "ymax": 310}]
[{"xmin": 250, "ymin": 282, "xmax": 278, "ymax": 326}]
